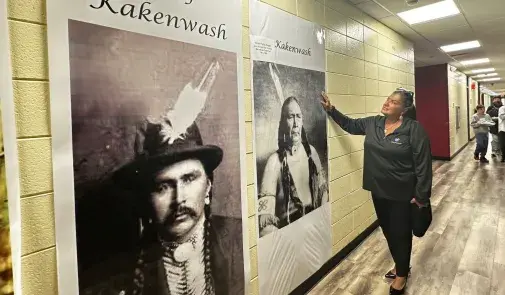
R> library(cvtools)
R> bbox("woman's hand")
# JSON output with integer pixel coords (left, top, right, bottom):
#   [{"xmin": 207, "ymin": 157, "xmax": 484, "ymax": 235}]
[
  {"xmin": 320, "ymin": 91, "xmax": 333, "ymax": 111},
  {"xmin": 410, "ymin": 198, "xmax": 426, "ymax": 208}
]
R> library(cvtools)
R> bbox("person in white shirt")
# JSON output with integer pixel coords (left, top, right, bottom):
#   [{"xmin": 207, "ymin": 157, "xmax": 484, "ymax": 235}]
[{"xmin": 498, "ymin": 104, "xmax": 505, "ymax": 162}]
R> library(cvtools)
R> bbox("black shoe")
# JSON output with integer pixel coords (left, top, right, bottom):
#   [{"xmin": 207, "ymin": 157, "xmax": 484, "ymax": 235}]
[
  {"xmin": 480, "ymin": 157, "xmax": 490, "ymax": 163},
  {"xmin": 474, "ymin": 154, "xmax": 480, "ymax": 160},
  {"xmin": 492, "ymin": 154, "xmax": 497, "ymax": 158},
  {"xmin": 389, "ymin": 280, "xmax": 407, "ymax": 295},
  {"xmin": 390, "ymin": 285, "xmax": 406, "ymax": 295},
  {"xmin": 501, "ymin": 158, "xmax": 505, "ymax": 163}
]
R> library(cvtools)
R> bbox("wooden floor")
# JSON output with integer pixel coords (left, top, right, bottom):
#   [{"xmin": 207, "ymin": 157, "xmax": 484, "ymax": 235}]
[{"xmin": 309, "ymin": 142, "xmax": 505, "ymax": 295}]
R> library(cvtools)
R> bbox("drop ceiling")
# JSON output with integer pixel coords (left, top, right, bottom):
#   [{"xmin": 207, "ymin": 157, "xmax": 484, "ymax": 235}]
[{"xmin": 348, "ymin": 0, "xmax": 505, "ymax": 92}]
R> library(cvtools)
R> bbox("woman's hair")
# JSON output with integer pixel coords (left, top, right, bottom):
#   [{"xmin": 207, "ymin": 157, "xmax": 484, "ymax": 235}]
[
  {"xmin": 393, "ymin": 88, "xmax": 416, "ymax": 120},
  {"xmin": 476, "ymin": 104, "xmax": 485, "ymax": 111}
]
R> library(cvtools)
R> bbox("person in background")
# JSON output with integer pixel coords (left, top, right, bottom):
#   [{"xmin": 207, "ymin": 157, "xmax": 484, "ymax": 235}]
[
  {"xmin": 471, "ymin": 105, "xmax": 495, "ymax": 163},
  {"xmin": 486, "ymin": 97, "xmax": 503, "ymax": 158},
  {"xmin": 320, "ymin": 88, "xmax": 432, "ymax": 295},
  {"xmin": 498, "ymin": 103, "xmax": 505, "ymax": 163}
]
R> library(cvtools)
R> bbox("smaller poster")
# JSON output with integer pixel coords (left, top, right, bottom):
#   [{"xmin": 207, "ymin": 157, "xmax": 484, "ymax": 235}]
[
  {"xmin": 249, "ymin": 1, "xmax": 331, "ymax": 294},
  {"xmin": 0, "ymin": 2, "xmax": 22, "ymax": 294}
]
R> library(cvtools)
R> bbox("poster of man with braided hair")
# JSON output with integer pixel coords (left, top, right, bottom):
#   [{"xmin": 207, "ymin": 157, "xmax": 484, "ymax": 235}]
[
  {"xmin": 249, "ymin": 1, "xmax": 331, "ymax": 294},
  {"xmin": 46, "ymin": 1, "xmax": 249, "ymax": 294}
]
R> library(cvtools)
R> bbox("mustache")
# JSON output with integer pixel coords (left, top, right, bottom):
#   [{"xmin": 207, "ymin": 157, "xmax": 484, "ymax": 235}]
[{"xmin": 167, "ymin": 204, "xmax": 198, "ymax": 221}]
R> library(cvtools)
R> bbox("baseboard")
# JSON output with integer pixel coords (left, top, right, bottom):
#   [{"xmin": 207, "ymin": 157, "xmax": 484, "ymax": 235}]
[
  {"xmin": 289, "ymin": 220, "xmax": 380, "ymax": 295},
  {"xmin": 432, "ymin": 141, "xmax": 470, "ymax": 161},
  {"xmin": 432, "ymin": 156, "xmax": 451, "ymax": 161}
]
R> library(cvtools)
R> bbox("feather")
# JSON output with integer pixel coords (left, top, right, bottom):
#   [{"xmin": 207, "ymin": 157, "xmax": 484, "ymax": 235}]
[
  {"xmin": 269, "ymin": 63, "xmax": 284, "ymax": 105},
  {"xmin": 158, "ymin": 60, "xmax": 221, "ymax": 144}
]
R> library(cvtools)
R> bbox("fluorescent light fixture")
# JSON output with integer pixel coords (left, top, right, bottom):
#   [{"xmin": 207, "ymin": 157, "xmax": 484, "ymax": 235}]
[
  {"xmin": 478, "ymin": 77, "xmax": 501, "ymax": 82},
  {"xmin": 471, "ymin": 68, "xmax": 495, "ymax": 73},
  {"xmin": 474, "ymin": 73, "xmax": 498, "ymax": 78},
  {"xmin": 460, "ymin": 58, "xmax": 490, "ymax": 66},
  {"xmin": 397, "ymin": 0, "xmax": 460, "ymax": 25},
  {"xmin": 441, "ymin": 40, "xmax": 481, "ymax": 53}
]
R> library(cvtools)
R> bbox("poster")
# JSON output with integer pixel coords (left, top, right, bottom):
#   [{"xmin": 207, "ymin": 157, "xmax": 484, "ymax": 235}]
[
  {"xmin": 249, "ymin": 1, "xmax": 331, "ymax": 294},
  {"xmin": 46, "ymin": 1, "xmax": 249, "ymax": 294},
  {"xmin": 0, "ymin": 1, "xmax": 22, "ymax": 294}
]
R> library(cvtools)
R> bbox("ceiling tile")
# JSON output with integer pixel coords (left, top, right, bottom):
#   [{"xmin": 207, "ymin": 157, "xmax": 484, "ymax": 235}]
[
  {"xmin": 412, "ymin": 14, "xmax": 469, "ymax": 35},
  {"xmin": 446, "ymin": 48, "xmax": 486, "ymax": 61},
  {"xmin": 348, "ymin": 0, "xmax": 370, "ymax": 4},
  {"xmin": 380, "ymin": 16, "xmax": 424, "ymax": 41},
  {"xmin": 467, "ymin": 16, "xmax": 505, "ymax": 32},
  {"xmin": 373, "ymin": 0, "xmax": 442, "ymax": 14},
  {"xmin": 356, "ymin": 1, "xmax": 392, "ymax": 19},
  {"xmin": 457, "ymin": 0, "xmax": 505, "ymax": 21},
  {"xmin": 422, "ymin": 25, "xmax": 476, "ymax": 45}
]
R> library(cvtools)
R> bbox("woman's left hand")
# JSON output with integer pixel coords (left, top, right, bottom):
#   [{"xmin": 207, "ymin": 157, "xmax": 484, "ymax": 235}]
[{"xmin": 410, "ymin": 198, "xmax": 426, "ymax": 208}]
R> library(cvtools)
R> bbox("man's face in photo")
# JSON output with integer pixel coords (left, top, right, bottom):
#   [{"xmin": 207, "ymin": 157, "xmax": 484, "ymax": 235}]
[
  {"xmin": 283, "ymin": 100, "xmax": 303, "ymax": 146},
  {"xmin": 149, "ymin": 158, "xmax": 211, "ymax": 239}
]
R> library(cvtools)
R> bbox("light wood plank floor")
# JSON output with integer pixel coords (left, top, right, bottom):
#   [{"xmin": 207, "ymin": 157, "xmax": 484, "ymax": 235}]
[{"xmin": 309, "ymin": 142, "xmax": 505, "ymax": 295}]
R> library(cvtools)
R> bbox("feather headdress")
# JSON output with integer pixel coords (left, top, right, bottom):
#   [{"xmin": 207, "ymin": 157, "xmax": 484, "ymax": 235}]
[
  {"xmin": 269, "ymin": 62, "xmax": 285, "ymax": 105},
  {"xmin": 151, "ymin": 60, "xmax": 221, "ymax": 144}
]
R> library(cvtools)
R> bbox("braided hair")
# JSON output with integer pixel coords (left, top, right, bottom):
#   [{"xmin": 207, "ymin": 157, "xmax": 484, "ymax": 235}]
[
  {"xmin": 131, "ymin": 173, "xmax": 216, "ymax": 295},
  {"xmin": 394, "ymin": 88, "xmax": 416, "ymax": 120}
]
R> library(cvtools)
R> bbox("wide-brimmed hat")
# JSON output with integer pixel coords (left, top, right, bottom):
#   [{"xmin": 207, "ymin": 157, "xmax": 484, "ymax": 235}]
[{"xmin": 112, "ymin": 119, "xmax": 223, "ymax": 189}]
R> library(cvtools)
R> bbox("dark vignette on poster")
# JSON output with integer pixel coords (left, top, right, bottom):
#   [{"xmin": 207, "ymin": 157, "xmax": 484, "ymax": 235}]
[
  {"xmin": 68, "ymin": 20, "xmax": 244, "ymax": 295},
  {"xmin": 253, "ymin": 61, "xmax": 328, "ymax": 238}
]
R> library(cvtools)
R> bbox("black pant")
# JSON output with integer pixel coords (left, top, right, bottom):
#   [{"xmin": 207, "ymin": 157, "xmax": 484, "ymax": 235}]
[
  {"xmin": 372, "ymin": 195, "xmax": 413, "ymax": 277},
  {"xmin": 499, "ymin": 132, "xmax": 505, "ymax": 159}
]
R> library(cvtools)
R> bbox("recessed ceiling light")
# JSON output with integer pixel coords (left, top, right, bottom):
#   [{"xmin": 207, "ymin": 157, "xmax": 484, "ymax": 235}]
[
  {"xmin": 474, "ymin": 73, "xmax": 498, "ymax": 78},
  {"xmin": 471, "ymin": 68, "xmax": 495, "ymax": 73},
  {"xmin": 460, "ymin": 58, "xmax": 490, "ymax": 66},
  {"xmin": 478, "ymin": 77, "xmax": 501, "ymax": 82},
  {"xmin": 441, "ymin": 40, "xmax": 481, "ymax": 53},
  {"xmin": 397, "ymin": 0, "xmax": 460, "ymax": 25}
]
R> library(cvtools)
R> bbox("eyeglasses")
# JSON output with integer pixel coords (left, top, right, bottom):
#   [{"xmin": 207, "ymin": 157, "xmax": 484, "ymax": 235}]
[
  {"xmin": 396, "ymin": 87, "xmax": 414, "ymax": 100},
  {"xmin": 396, "ymin": 87, "xmax": 414, "ymax": 96}
]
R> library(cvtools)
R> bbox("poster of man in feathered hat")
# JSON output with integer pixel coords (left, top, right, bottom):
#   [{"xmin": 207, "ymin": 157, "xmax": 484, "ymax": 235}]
[{"xmin": 45, "ymin": 1, "xmax": 248, "ymax": 294}]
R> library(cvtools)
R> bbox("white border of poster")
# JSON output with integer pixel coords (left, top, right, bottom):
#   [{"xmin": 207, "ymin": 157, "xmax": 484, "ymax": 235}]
[
  {"xmin": 0, "ymin": 2, "xmax": 23, "ymax": 295},
  {"xmin": 249, "ymin": 1, "xmax": 331, "ymax": 294},
  {"xmin": 46, "ymin": 1, "xmax": 249, "ymax": 294}
]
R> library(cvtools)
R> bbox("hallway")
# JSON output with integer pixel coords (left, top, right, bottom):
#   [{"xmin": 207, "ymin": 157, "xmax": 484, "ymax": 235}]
[{"xmin": 309, "ymin": 142, "xmax": 505, "ymax": 295}]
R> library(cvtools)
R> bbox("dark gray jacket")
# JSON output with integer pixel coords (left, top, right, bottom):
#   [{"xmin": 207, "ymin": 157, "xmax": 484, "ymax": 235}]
[{"xmin": 327, "ymin": 107, "xmax": 432, "ymax": 204}]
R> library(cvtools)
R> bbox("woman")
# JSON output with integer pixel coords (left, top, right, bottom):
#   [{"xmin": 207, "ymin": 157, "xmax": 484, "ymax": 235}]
[{"xmin": 320, "ymin": 88, "xmax": 432, "ymax": 294}]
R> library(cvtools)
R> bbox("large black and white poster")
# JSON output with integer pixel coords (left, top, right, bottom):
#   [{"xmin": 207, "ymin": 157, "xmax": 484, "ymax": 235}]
[
  {"xmin": 46, "ymin": 1, "xmax": 249, "ymax": 294},
  {"xmin": 250, "ymin": 1, "xmax": 331, "ymax": 294}
]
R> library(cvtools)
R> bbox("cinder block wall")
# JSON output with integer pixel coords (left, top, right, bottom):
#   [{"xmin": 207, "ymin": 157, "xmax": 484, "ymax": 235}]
[
  {"xmin": 447, "ymin": 67, "xmax": 469, "ymax": 157},
  {"xmin": 6, "ymin": 0, "xmax": 415, "ymax": 294}
]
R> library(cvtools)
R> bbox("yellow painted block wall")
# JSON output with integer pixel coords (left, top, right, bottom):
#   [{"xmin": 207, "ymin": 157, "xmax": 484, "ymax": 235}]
[
  {"xmin": 6, "ymin": 0, "xmax": 414, "ymax": 294},
  {"xmin": 448, "ymin": 67, "xmax": 469, "ymax": 157},
  {"xmin": 468, "ymin": 78, "xmax": 478, "ymax": 139}
]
